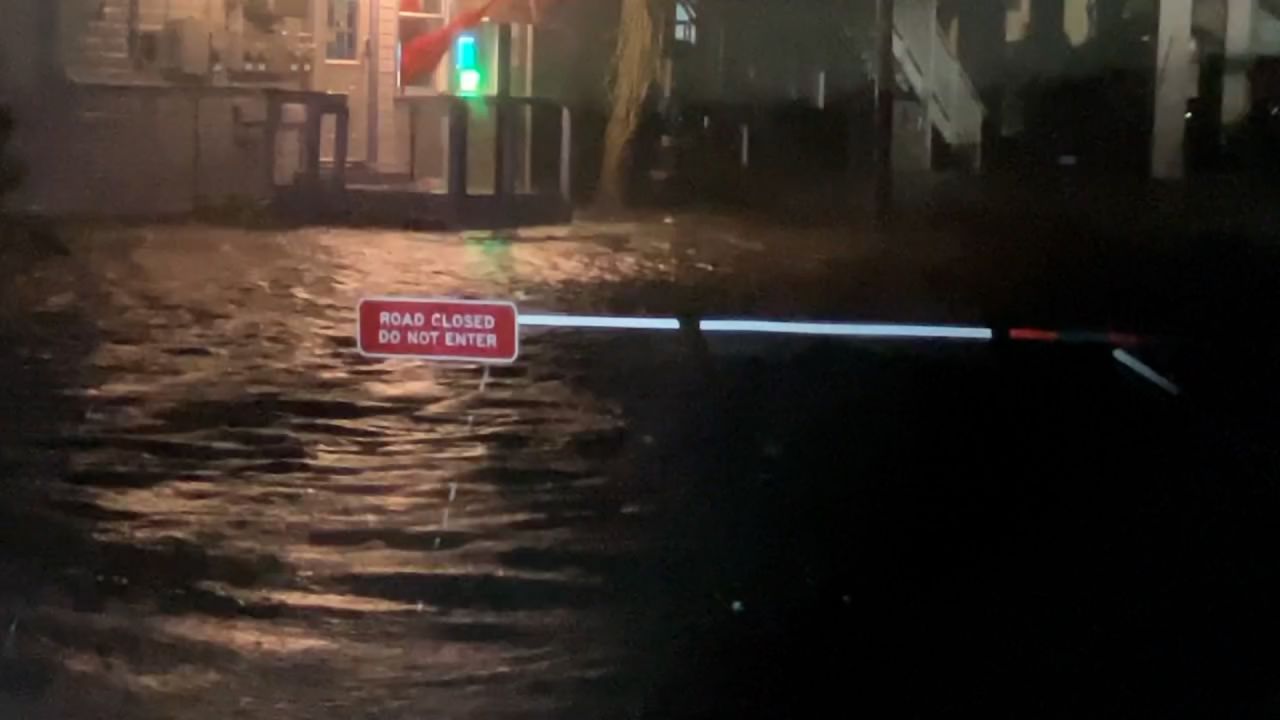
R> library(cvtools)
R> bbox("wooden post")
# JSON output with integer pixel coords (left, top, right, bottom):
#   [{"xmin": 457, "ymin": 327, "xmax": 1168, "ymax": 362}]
[
  {"xmin": 332, "ymin": 106, "xmax": 350, "ymax": 192},
  {"xmin": 495, "ymin": 23, "xmax": 514, "ymax": 199},
  {"xmin": 264, "ymin": 93, "xmax": 281, "ymax": 190},
  {"xmin": 408, "ymin": 104, "xmax": 418, "ymax": 181},
  {"xmin": 448, "ymin": 99, "xmax": 469, "ymax": 200},
  {"xmin": 191, "ymin": 95, "xmax": 201, "ymax": 207},
  {"xmin": 560, "ymin": 105, "xmax": 572, "ymax": 202},
  {"xmin": 302, "ymin": 99, "xmax": 323, "ymax": 190}
]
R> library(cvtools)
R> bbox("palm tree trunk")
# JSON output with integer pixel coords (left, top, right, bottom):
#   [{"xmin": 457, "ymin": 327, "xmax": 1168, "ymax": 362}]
[{"xmin": 597, "ymin": 0, "xmax": 665, "ymax": 208}]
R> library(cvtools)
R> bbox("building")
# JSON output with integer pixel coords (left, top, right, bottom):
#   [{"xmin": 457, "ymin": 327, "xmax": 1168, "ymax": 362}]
[
  {"xmin": 936, "ymin": 0, "xmax": 1280, "ymax": 179},
  {"xmin": 1, "ymin": 0, "xmax": 568, "ymax": 218},
  {"xmin": 664, "ymin": 0, "xmax": 1280, "ymax": 187}
]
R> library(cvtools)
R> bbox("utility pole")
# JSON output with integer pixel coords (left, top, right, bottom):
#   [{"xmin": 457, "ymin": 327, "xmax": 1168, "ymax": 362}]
[{"xmin": 874, "ymin": 0, "xmax": 895, "ymax": 228}]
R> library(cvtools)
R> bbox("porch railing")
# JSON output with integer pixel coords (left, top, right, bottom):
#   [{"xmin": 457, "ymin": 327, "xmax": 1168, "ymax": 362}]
[{"xmin": 402, "ymin": 94, "xmax": 572, "ymax": 205}]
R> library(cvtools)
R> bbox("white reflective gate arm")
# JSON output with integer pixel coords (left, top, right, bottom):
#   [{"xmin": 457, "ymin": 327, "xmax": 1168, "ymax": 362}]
[
  {"xmin": 519, "ymin": 314, "xmax": 682, "ymax": 331},
  {"xmin": 699, "ymin": 320, "xmax": 993, "ymax": 340},
  {"xmin": 1113, "ymin": 349, "xmax": 1182, "ymax": 396},
  {"xmin": 518, "ymin": 314, "xmax": 993, "ymax": 340}
]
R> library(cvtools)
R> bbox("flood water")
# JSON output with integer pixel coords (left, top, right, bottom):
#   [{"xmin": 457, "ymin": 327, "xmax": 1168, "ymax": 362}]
[
  {"xmin": 1, "ymin": 220, "xmax": 1279, "ymax": 718},
  {"xmin": 0, "ymin": 223, "xmax": 708, "ymax": 719}
]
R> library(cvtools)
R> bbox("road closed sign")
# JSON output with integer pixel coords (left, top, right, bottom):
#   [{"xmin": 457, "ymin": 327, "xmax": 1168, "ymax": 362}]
[{"xmin": 358, "ymin": 297, "xmax": 519, "ymax": 363}]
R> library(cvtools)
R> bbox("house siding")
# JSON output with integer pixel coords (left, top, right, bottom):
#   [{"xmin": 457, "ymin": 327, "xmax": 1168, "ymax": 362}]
[{"xmin": 376, "ymin": 0, "xmax": 404, "ymax": 172}]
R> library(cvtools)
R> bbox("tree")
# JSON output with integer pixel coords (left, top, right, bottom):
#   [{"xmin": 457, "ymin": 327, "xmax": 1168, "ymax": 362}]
[{"xmin": 597, "ymin": 0, "xmax": 670, "ymax": 208}]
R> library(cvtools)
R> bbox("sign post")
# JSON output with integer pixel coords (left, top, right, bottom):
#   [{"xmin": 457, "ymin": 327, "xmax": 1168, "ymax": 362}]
[{"xmin": 357, "ymin": 297, "xmax": 520, "ymax": 364}]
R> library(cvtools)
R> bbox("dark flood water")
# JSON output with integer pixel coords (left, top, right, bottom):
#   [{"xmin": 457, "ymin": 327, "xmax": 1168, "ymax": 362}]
[
  {"xmin": 1, "ymin": 221, "xmax": 1278, "ymax": 718},
  {"xmin": 0, "ymin": 224, "xmax": 700, "ymax": 719}
]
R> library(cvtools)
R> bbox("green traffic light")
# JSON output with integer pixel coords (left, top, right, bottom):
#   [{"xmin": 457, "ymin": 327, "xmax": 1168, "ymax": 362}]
[
  {"xmin": 459, "ymin": 69, "xmax": 482, "ymax": 94},
  {"xmin": 455, "ymin": 34, "xmax": 482, "ymax": 95}
]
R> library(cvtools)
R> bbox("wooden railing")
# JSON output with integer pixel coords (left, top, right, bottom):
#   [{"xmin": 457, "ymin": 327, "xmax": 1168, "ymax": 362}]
[{"xmin": 402, "ymin": 94, "xmax": 572, "ymax": 204}]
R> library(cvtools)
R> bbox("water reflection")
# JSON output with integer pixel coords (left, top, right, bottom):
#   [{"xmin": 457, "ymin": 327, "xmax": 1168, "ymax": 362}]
[{"xmin": 0, "ymin": 224, "xmax": 681, "ymax": 719}]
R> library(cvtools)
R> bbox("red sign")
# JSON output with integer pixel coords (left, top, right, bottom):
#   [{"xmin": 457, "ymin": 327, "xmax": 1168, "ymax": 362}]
[{"xmin": 358, "ymin": 297, "xmax": 519, "ymax": 363}]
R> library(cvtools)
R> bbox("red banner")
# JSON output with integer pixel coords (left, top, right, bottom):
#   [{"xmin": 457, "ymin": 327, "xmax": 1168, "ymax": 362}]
[{"xmin": 400, "ymin": 0, "xmax": 499, "ymax": 85}]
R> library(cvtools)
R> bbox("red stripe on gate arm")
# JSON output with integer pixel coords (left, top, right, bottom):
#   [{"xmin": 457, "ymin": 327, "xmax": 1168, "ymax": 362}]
[
  {"xmin": 1009, "ymin": 328, "xmax": 1062, "ymax": 342},
  {"xmin": 1108, "ymin": 332, "xmax": 1143, "ymax": 348}
]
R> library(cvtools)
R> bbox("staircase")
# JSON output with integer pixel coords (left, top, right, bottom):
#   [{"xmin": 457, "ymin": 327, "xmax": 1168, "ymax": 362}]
[
  {"xmin": 891, "ymin": 0, "xmax": 985, "ymax": 170},
  {"xmin": 66, "ymin": 0, "xmax": 138, "ymax": 83}
]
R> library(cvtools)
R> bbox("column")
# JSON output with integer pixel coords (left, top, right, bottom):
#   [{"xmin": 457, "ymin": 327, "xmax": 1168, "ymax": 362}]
[
  {"xmin": 1026, "ymin": 0, "xmax": 1070, "ymax": 74},
  {"xmin": 1152, "ymin": 0, "xmax": 1194, "ymax": 179},
  {"xmin": 874, "ymin": 0, "xmax": 894, "ymax": 227},
  {"xmin": 956, "ymin": 0, "xmax": 1007, "ymax": 167},
  {"xmin": 1028, "ymin": 0, "xmax": 1065, "ymax": 39},
  {"xmin": 923, "ymin": 0, "xmax": 937, "ymax": 165},
  {"xmin": 1095, "ymin": 0, "xmax": 1127, "ymax": 36},
  {"xmin": 1222, "ymin": 0, "xmax": 1256, "ymax": 126}
]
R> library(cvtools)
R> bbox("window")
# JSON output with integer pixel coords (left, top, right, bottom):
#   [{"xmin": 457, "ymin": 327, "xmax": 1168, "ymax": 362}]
[
  {"xmin": 327, "ymin": 0, "xmax": 359, "ymax": 61},
  {"xmin": 399, "ymin": 0, "xmax": 444, "ymax": 13},
  {"xmin": 675, "ymin": 1, "xmax": 697, "ymax": 45},
  {"xmin": 399, "ymin": 0, "xmax": 446, "ymax": 91}
]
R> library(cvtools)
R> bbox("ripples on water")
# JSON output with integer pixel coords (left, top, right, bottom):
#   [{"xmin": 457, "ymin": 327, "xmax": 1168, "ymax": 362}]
[
  {"xmin": 6, "ymin": 221, "xmax": 1280, "ymax": 718},
  {"xmin": 0, "ymin": 225, "xmax": 703, "ymax": 719}
]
